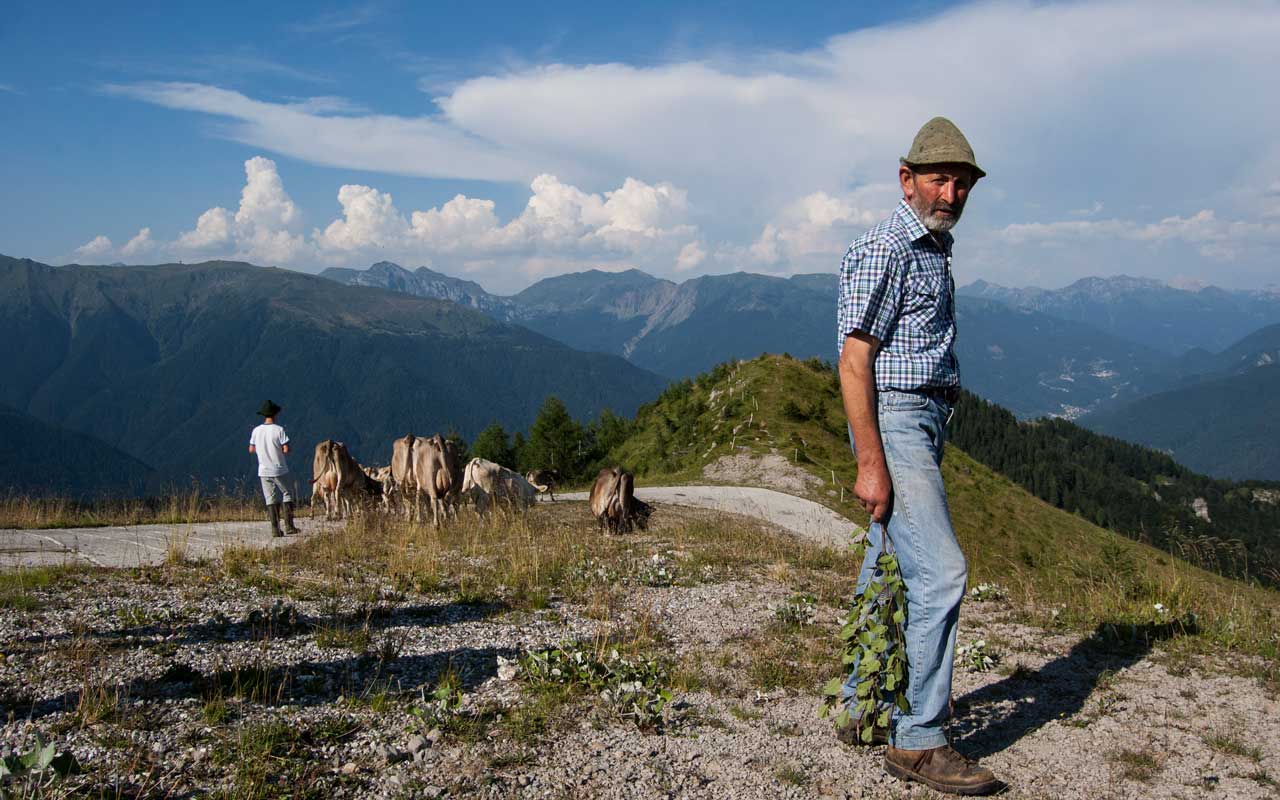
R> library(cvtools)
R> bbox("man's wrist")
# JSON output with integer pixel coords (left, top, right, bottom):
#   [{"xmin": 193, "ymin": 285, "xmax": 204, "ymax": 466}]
[{"xmin": 857, "ymin": 452, "xmax": 887, "ymax": 471}]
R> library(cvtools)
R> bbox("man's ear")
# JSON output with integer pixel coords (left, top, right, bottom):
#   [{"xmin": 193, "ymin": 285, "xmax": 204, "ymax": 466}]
[{"xmin": 899, "ymin": 166, "xmax": 915, "ymax": 199}]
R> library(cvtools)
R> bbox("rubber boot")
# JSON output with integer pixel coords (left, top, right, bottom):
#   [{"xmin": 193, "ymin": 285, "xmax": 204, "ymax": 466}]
[
  {"xmin": 282, "ymin": 501, "xmax": 301, "ymax": 535},
  {"xmin": 267, "ymin": 503, "xmax": 283, "ymax": 538}
]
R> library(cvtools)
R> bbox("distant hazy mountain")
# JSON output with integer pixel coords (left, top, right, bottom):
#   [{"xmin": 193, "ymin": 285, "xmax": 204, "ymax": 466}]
[
  {"xmin": 0, "ymin": 404, "xmax": 154, "ymax": 496},
  {"xmin": 1083, "ymin": 365, "xmax": 1280, "ymax": 480},
  {"xmin": 325, "ymin": 262, "xmax": 1180, "ymax": 418},
  {"xmin": 0, "ymin": 255, "xmax": 666, "ymax": 486},
  {"xmin": 955, "ymin": 297, "xmax": 1172, "ymax": 419},
  {"xmin": 959, "ymin": 276, "xmax": 1280, "ymax": 355},
  {"xmin": 319, "ymin": 261, "xmax": 516, "ymax": 318},
  {"xmin": 1201, "ymin": 322, "xmax": 1280, "ymax": 376}
]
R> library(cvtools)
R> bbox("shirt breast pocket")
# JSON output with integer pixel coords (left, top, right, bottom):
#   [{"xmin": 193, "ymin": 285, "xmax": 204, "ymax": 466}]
[{"xmin": 905, "ymin": 269, "xmax": 946, "ymax": 312}]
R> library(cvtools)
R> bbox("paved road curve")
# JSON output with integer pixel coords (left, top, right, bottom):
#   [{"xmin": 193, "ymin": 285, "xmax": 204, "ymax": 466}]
[
  {"xmin": 0, "ymin": 486, "xmax": 861, "ymax": 569},
  {"xmin": 0, "ymin": 518, "xmax": 333, "ymax": 569}
]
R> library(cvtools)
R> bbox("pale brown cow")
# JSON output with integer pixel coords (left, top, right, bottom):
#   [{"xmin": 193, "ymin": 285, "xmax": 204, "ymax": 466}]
[
  {"xmin": 442, "ymin": 438, "xmax": 466, "ymax": 516},
  {"xmin": 391, "ymin": 434, "xmax": 418, "ymax": 520},
  {"xmin": 311, "ymin": 439, "xmax": 375, "ymax": 520},
  {"xmin": 410, "ymin": 434, "xmax": 457, "ymax": 527}
]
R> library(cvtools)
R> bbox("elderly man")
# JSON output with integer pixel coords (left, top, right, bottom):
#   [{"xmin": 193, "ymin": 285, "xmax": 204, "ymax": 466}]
[{"xmin": 835, "ymin": 117, "xmax": 999, "ymax": 795}]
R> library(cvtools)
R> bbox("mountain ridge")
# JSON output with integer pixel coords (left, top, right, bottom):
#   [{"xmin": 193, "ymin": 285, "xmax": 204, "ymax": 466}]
[
  {"xmin": 0, "ymin": 254, "xmax": 667, "ymax": 487},
  {"xmin": 959, "ymin": 275, "xmax": 1280, "ymax": 355},
  {"xmin": 323, "ymin": 261, "xmax": 1185, "ymax": 418}
]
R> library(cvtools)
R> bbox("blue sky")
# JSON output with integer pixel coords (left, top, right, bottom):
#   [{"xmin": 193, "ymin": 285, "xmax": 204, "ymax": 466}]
[{"xmin": 3, "ymin": 0, "xmax": 1279, "ymax": 291}]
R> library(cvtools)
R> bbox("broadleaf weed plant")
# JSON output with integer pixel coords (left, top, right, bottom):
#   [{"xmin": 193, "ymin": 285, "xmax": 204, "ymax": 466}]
[{"xmin": 519, "ymin": 642, "xmax": 678, "ymax": 729}]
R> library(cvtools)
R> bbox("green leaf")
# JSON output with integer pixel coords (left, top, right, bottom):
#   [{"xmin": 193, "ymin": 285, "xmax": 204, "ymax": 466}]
[
  {"xmin": 876, "ymin": 708, "xmax": 891, "ymax": 729},
  {"xmin": 36, "ymin": 742, "xmax": 55, "ymax": 770},
  {"xmin": 822, "ymin": 678, "xmax": 845, "ymax": 696}
]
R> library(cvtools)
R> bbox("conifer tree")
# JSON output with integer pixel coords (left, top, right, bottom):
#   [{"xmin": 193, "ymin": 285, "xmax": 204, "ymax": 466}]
[
  {"xmin": 525, "ymin": 396, "xmax": 585, "ymax": 477},
  {"xmin": 470, "ymin": 423, "xmax": 515, "ymax": 467}
]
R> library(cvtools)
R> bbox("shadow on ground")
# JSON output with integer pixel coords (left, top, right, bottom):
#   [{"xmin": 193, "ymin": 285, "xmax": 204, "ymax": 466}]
[
  {"xmin": 952, "ymin": 619, "xmax": 1195, "ymax": 759},
  {"xmin": 5, "ymin": 599, "xmax": 516, "ymax": 721}
]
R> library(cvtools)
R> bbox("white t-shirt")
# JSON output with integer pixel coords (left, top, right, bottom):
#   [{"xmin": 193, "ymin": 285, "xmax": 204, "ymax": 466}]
[{"xmin": 249, "ymin": 423, "xmax": 290, "ymax": 477}]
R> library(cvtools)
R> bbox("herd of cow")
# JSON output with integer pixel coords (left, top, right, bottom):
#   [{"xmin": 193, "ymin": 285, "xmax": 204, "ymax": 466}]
[{"xmin": 309, "ymin": 434, "xmax": 651, "ymax": 533}]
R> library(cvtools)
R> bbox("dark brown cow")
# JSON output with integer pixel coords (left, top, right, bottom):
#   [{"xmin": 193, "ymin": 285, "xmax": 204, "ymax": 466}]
[
  {"xmin": 588, "ymin": 467, "xmax": 651, "ymax": 533},
  {"xmin": 526, "ymin": 469, "xmax": 559, "ymax": 501}
]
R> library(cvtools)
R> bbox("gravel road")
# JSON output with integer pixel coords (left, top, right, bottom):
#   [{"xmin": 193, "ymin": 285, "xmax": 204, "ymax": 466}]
[
  {"xmin": 0, "ymin": 486, "xmax": 861, "ymax": 569},
  {"xmin": 552, "ymin": 485, "xmax": 863, "ymax": 550}
]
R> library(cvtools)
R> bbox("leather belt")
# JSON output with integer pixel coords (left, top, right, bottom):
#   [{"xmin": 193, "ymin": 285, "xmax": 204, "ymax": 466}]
[{"xmin": 923, "ymin": 385, "xmax": 961, "ymax": 405}]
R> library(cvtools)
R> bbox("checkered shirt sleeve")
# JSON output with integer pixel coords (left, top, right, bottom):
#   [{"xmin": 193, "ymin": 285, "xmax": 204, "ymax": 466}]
[{"xmin": 837, "ymin": 240, "xmax": 903, "ymax": 346}]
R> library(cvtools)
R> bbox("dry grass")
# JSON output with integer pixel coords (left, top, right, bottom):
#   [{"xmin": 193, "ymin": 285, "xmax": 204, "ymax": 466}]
[
  {"xmin": 1110, "ymin": 747, "xmax": 1164, "ymax": 782},
  {"xmin": 225, "ymin": 501, "xmax": 858, "ymax": 613},
  {"xmin": 0, "ymin": 487, "xmax": 260, "ymax": 530}
]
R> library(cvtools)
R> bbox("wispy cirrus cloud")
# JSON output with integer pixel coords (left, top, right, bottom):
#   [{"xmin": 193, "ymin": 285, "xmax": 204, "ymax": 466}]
[{"xmin": 285, "ymin": 3, "xmax": 383, "ymax": 35}]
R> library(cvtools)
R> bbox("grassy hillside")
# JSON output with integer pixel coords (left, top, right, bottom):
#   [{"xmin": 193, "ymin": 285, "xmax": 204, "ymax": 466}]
[
  {"xmin": 1084, "ymin": 365, "xmax": 1280, "ymax": 480},
  {"xmin": 0, "ymin": 404, "xmax": 155, "ymax": 497},
  {"xmin": 610, "ymin": 354, "xmax": 1279, "ymax": 663}
]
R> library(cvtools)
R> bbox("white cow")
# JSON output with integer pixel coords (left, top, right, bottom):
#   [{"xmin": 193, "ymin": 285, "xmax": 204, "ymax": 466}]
[{"xmin": 461, "ymin": 458, "xmax": 542, "ymax": 515}]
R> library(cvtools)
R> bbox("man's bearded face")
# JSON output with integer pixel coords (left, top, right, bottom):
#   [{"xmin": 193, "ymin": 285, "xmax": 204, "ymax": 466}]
[{"xmin": 902, "ymin": 166, "xmax": 974, "ymax": 233}]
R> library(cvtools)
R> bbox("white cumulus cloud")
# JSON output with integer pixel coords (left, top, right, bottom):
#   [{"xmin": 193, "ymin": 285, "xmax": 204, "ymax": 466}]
[
  {"xmin": 174, "ymin": 157, "xmax": 308, "ymax": 264},
  {"xmin": 121, "ymin": 227, "xmax": 155, "ymax": 257},
  {"xmin": 74, "ymin": 235, "xmax": 113, "ymax": 259}
]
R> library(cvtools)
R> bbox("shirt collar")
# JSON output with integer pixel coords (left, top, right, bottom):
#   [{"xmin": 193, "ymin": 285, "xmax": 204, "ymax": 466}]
[{"xmin": 895, "ymin": 199, "xmax": 954, "ymax": 251}]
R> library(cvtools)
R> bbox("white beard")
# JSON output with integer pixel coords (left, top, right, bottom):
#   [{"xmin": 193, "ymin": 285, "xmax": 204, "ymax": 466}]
[{"xmin": 921, "ymin": 212, "xmax": 958, "ymax": 232}]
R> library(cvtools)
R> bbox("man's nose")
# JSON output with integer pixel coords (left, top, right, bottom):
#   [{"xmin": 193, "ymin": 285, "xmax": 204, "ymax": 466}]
[{"xmin": 940, "ymin": 181, "xmax": 958, "ymax": 204}]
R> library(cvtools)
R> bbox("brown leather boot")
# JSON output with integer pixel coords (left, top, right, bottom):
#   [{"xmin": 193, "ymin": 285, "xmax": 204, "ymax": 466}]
[
  {"xmin": 267, "ymin": 504, "xmax": 283, "ymax": 538},
  {"xmin": 885, "ymin": 745, "xmax": 999, "ymax": 795}
]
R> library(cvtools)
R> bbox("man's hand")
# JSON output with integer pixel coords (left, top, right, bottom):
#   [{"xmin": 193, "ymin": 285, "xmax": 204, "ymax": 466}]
[
  {"xmin": 839, "ymin": 331, "xmax": 894, "ymax": 523},
  {"xmin": 855, "ymin": 458, "xmax": 893, "ymax": 523}
]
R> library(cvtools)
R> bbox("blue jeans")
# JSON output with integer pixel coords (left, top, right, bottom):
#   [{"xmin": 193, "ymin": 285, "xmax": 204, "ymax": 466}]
[{"xmin": 842, "ymin": 389, "xmax": 966, "ymax": 750}]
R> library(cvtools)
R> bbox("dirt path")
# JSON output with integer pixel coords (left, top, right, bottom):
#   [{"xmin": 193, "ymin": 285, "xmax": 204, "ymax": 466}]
[{"xmin": 0, "ymin": 486, "xmax": 862, "ymax": 569}]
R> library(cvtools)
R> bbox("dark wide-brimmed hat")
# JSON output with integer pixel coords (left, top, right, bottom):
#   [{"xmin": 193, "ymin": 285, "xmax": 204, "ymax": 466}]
[
  {"xmin": 257, "ymin": 400, "xmax": 282, "ymax": 417},
  {"xmin": 901, "ymin": 116, "xmax": 986, "ymax": 180}
]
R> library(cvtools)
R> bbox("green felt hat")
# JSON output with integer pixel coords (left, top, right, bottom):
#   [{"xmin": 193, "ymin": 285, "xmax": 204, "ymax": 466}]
[
  {"xmin": 901, "ymin": 116, "xmax": 986, "ymax": 180},
  {"xmin": 257, "ymin": 399, "xmax": 282, "ymax": 417}
]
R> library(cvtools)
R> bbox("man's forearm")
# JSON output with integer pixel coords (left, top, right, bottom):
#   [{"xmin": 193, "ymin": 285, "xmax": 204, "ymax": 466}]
[{"xmin": 839, "ymin": 347, "xmax": 884, "ymax": 467}]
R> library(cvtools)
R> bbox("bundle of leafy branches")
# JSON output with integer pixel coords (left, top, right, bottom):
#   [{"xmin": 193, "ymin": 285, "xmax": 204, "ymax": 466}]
[{"xmin": 820, "ymin": 533, "xmax": 909, "ymax": 742}]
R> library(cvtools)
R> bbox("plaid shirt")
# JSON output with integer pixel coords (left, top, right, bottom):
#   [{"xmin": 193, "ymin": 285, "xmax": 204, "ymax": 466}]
[{"xmin": 836, "ymin": 200, "xmax": 960, "ymax": 391}]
